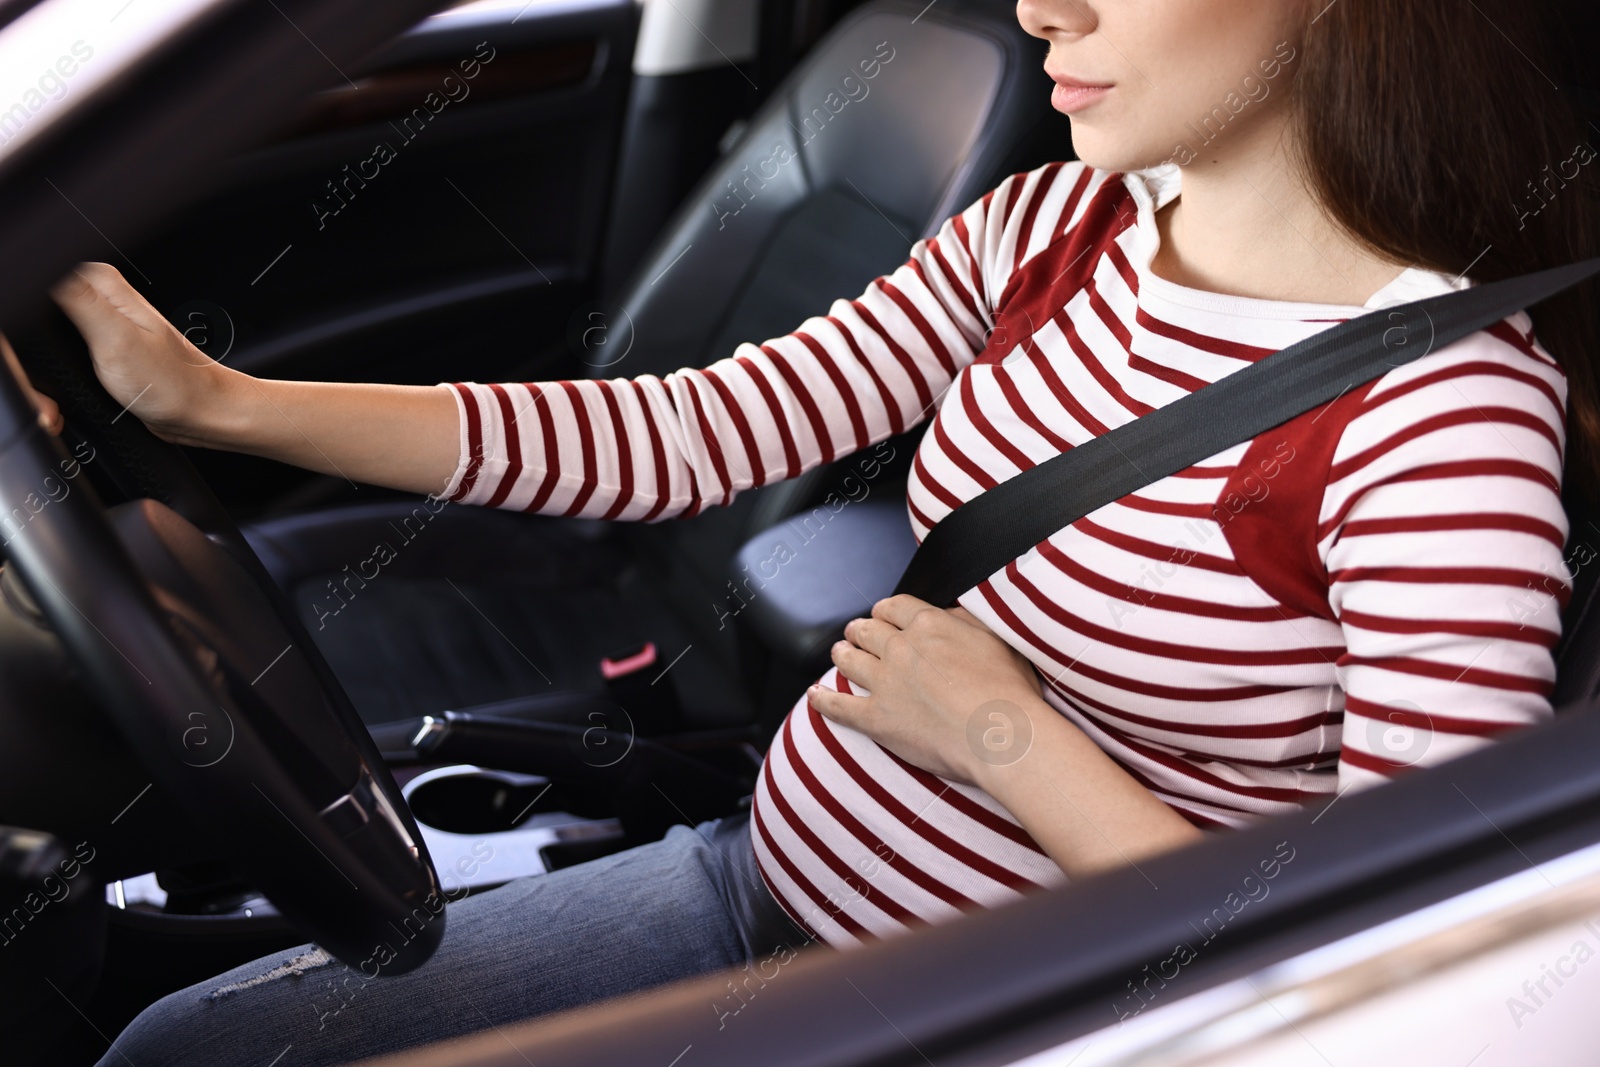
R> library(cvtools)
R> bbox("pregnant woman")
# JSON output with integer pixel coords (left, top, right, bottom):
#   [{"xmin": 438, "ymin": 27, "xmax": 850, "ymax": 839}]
[{"xmin": 63, "ymin": 0, "xmax": 1596, "ymax": 1062}]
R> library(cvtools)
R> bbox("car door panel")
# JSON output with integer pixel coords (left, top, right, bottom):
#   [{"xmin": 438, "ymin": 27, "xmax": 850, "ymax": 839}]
[
  {"xmin": 133, "ymin": 0, "xmax": 637, "ymax": 369},
  {"xmin": 119, "ymin": 0, "xmax": 639, "ymax": 512}
]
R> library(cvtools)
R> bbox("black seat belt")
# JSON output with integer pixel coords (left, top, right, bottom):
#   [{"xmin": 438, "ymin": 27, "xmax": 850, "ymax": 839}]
[{"xmin": 894, "ymin": 256, "xmax": 1600, "ymax": 607}]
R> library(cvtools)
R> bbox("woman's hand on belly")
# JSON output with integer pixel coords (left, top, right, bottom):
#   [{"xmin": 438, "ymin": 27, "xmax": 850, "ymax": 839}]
[
  {"xmin": 809, "ymin": 594, "xmax": 1043, "ymax": 786},
  {"xmin": 809, "ymin": 594, "xmax": 1205, "ymax": 879}
]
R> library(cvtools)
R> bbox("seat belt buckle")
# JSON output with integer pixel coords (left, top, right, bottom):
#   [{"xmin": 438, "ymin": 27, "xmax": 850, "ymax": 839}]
[{"xmin": 599, "ymin": 642, "xmax": 684, "ymax": 734}]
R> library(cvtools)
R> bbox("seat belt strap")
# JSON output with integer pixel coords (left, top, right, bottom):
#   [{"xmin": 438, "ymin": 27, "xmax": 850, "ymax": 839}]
[{"xmin": 894, "ymin": 256, "xmax": 1600, "ymax": 607}]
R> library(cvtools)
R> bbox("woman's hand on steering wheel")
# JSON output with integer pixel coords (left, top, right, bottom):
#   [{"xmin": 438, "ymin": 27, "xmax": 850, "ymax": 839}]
[
  {"xmin": 44, "ymin": 261, "xmax": 462, "ymax": 496},
  {"xmin": 49, "ymin": 261, "xmax": 236, "ymax": 445}
]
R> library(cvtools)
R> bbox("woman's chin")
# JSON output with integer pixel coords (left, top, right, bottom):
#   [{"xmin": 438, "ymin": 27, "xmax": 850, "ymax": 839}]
[
  {"xmin": 1062, "ymin": 127, "xmax": 1179, "ymax": 175},
  {"xmin": 1066, "ymin": 144, "xmax": 1141, "ymax": 174}
]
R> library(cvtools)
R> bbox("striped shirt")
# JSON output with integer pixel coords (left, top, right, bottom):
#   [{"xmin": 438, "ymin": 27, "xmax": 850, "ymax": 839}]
[{"xmin": 442, "ymin": 161, "xmax": 1572, "ymax": 948}]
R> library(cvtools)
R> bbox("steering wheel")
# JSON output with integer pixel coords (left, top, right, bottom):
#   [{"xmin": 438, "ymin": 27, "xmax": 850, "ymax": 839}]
[{"xmin": 0, "ymin": 303, "xmax": 445, "ymax": 974}]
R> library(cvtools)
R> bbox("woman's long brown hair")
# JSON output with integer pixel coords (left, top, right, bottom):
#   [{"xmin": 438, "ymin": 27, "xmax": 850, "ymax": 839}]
[{"xmin": 1289, "ymin": 0, "xmax": 1600, "ymax": 500}]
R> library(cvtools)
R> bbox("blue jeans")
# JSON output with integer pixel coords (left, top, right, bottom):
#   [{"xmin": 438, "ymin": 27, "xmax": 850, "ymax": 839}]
[{"xmin": 99, "ymin": 811, "xmax": 812, "ymax": 1066}]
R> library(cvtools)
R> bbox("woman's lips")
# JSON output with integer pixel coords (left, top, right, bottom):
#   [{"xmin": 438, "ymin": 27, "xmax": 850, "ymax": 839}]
[{"xmin": 1049, "ymin": 74, "xmax": 1112, "ymax": 114}]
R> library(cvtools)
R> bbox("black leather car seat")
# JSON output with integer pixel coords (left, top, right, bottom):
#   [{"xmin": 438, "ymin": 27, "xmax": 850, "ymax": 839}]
[{"xmin": 242, "ymin": 0, "xmax": 1071, "ymax": 726}]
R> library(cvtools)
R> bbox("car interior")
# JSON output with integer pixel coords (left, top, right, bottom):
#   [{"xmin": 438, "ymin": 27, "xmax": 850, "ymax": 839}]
[{"xmin": 2, "ymin": 0, "xmax": 1600, "ymax": 1064}]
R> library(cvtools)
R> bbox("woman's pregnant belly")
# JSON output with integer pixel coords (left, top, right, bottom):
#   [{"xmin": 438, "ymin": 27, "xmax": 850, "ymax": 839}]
[{"xmin": 747, "ymin": 666, "xmax": 1067, "ymax": 948}]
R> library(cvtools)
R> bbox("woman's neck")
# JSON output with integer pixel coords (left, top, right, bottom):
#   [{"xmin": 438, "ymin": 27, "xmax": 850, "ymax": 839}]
[{"xmin": 1147, "ymin": 115, "xmax": 1409, "ymax": 307}]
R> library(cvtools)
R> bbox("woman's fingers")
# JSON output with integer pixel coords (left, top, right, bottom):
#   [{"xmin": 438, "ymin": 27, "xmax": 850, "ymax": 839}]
[
  {"xmin": 0, "ymin": 335, "xmax": 63, "ymax": 435},
  {"xmin": 871, "ymin": 593, "xmax": 940, "ymax": 629},
  {"xmin": 32, "ymin": 387, "xmax": 62, "ymax": 434},
  {"xmin": 61, "ymin": 262, "xmax": 158, "ymax": 323},
  {"xmin": 50, "ymin": 264, "xmax": 141, "ymax": 352},
  {"xmin": 807, "ymin": 682, "xmax": 869, "ymax": 730},
  {"xmin": 830, "ymin": 638, "xmax": 880, "ymax": 690},
  {"xmin": 842, "ymin": 615, "xmax": 896, "ymax": 657}
]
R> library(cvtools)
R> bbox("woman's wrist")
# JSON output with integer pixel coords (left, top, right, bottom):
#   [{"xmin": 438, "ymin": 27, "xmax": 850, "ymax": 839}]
[
  {"xmin": 966, "ymin": 693, "xmax": 1082, "ymax": 800},
  {"xmin": 167, "ymin": 362, "xmax": 263, "ymax": 451},
  {"xmin": 968, "ymin": 695, "xmax": 1203, "ymax": 877}
]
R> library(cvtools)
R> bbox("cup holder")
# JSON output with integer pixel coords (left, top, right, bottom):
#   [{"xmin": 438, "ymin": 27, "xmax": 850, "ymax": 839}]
[
  {"xmin": 405, "ymin": 767, "xmax": 563, "ymax": 835},
  {"xmin": 401, "ymin": 766, "xmax": 630, "ymax": 883}
]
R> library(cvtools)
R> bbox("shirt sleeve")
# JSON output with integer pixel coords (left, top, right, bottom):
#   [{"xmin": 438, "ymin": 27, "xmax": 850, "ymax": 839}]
[
  {"xmin": 1323, "ymin": 321, "xmax": 1572, "ymax": 794},
  {"xmin": 437, "ymin": 162, "xmax": 1101, "ymax": 520}
]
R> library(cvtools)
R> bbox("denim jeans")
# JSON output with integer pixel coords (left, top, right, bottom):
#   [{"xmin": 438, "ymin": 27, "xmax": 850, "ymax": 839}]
[{"xmin": 98, "ymin": 811, "xmax": 812, "ymax": 1067}]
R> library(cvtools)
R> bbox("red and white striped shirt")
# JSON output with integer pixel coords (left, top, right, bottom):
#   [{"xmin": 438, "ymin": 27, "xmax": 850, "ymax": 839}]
[{"xmin": 443, "ymin": 161, "xmax": 1571, "ymax": 948}]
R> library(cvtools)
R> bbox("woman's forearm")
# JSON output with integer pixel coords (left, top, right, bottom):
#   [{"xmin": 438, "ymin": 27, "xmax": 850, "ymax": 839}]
[
  {"xmin": 192, "ymin": 368, "xmax": 461, "ymax": 496},
  {"xmin": 973, "ymin": 697, "xmax": 1204, "ymax": 879}
]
